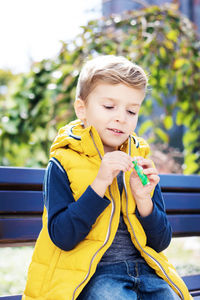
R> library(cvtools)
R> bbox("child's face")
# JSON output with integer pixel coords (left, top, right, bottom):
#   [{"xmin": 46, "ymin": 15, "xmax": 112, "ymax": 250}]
[{"xmin": 77, "ymin": 83, "xmax": 145, "ymax": 153}]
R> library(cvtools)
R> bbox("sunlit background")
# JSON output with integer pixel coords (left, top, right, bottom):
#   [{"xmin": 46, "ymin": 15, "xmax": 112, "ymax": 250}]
[
  {"xmin": 1, "ymin": 0, "xmax": 199, "ymax": 73},
  {"xmin": 0, "ymin": 0, "xmax": 101, "ymax": 73}
]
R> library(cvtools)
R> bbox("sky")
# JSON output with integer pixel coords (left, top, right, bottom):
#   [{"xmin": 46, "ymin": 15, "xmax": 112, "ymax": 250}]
[{"xmin": 0, "ymin": 0, "xmax": 101, "ymax": 73}]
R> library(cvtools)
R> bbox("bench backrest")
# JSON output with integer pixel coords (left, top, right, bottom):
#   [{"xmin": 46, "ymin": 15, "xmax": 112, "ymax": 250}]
[
  {"xmin": 0, "ymin": 167, "xmax": 200, "ymax": 244},
  {"xmin": 161, "ymin": 174, "xmax": 200, "ymax": 237},
  {"xmin": 0, "ymin": 167, "xmax": 200, "ymax": 297},
  {"xmin": 0, "ymin": 167, "xmax": 45, "ymax": 245}
]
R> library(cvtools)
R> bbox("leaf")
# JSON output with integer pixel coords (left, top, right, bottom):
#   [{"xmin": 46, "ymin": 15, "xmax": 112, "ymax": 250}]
[
  {"xmin": 173, "ymin": 58, "xmax": 187, "ymax": 69},
  {"xmin": 159, "ymin": 47, "xmax": 166, "ymax": 59},
  {"xmin": 183, "ymin": 131, "xmax": 198, "ymax": 147},
  {"xmin": 176, "ymin": 111, "xmax": 184, "ymax": 126},
  {"xmin": 166, "ymin": 30, "xmax": 178, "ymax": 42},
  {"xmin": 160, "ymin": 77, "xmax": 167, "ymax": 88},
  {"xmin": 176, "ymin": 72, "xmax": 184, "ymax": 89},
  {"xmin": 155, "ymin": 128, "xmax": 169, "ymax": 143},
  {"xmin": 184, "ymin": 162, "xmax": 199, "ymax": 174},
  {"xmin": 2, "ymin": 120, "xmax": 19, "ymax": 134},
  {"xmin": 164, "ymin": 40, "xmax": 174, "ymax": 50},
  {"xmin": 184, "ymin": 153, "xmax": 199, "ymax": 174},
  {"xmin": 138, "ymin": 120, "xmax": 154, "ymax": 136},
  {"xmin": 163, "ymin": 116, "xmax": 173, "ymax": 130}
]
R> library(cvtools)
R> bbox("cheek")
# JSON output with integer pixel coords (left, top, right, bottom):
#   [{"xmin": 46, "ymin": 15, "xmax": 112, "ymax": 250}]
[
  {"xmin": 87, "ymin": 105, "xmax": 103, "ymax": 117},
  {"xmin": 128, "ymin": 116, "xmax": 138, "ymax": 130},
  {"xmin": 85, "ymin": 109, "xmax": 103, "ymax": 126}
]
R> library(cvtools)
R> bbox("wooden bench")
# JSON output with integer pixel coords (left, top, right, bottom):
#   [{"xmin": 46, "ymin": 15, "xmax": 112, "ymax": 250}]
[{"xmin": 0, "ymin": 166, "xmax": 200, "ymax": 299}]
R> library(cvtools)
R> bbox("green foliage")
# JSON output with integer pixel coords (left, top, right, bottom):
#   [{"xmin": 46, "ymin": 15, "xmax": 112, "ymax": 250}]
[{"xmin": 0, "ymin": 4, "xmax": 199, "ymax": 173}]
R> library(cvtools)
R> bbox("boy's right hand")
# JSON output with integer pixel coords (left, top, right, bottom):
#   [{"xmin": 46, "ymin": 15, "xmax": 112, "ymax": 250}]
[{"xmin": 91, "ymin": 151, "xmax": 133, "ymax": 197}]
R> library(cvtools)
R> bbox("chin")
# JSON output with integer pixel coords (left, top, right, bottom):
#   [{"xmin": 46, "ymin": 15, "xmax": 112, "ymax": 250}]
[
  {"xmin": 106, "ymin": 143, "xmax": 123, "ymax": 151},
  {"xmin": 102, "ymin": 137, "xmax": 128, "ymax": 151}
]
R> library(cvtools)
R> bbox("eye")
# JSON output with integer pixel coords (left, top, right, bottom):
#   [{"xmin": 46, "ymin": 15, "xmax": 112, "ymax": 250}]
[
  {"xmin": 127, "ymin": 110, "xmax": 136, "ymax": 115},
  {"xmin": 103, "ymin": 105, "xmax": 114, "ymax": 109}
]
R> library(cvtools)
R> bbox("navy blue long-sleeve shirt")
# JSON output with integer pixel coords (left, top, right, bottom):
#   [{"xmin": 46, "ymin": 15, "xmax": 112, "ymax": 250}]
[{"xmin": 43, "ymin": 158, "xmax": 172, "ymax": 253}]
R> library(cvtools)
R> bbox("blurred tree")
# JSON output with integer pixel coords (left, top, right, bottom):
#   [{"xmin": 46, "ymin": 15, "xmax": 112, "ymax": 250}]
[
  {"xmin": 0, "ymin": 4, "xmax": 199, "ymax": 173},
  {"xmin": 0, "ymin": 70, "xmax": 13, "ymax": 98},
  {"xmin": 102, "ymin": 0, "xmax": 200, "ymax": 32},
  {"xmin": 0, "ymin": 69, "xmax": 21, "ymax": 165}
]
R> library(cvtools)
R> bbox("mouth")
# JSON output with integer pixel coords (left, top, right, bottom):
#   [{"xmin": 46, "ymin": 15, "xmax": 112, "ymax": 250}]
[{"xmin": 107, "ymin": 128, "xmax": 124, "ymax": 135}]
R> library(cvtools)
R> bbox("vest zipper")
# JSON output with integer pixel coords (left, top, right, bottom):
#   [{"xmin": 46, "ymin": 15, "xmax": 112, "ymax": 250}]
[
  {"xmin": 123, "ymin": 173, "xmax": 184, "ymax": 300},
  {"xmin": 72, "ymin": 186, "xmax": 115, "ymax": 300}
]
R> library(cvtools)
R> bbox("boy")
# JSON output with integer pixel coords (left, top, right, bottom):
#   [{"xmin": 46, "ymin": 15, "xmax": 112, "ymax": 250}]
[{"xmin": 23, "ymin": 55, "xmax": 191, "ymax": 300}]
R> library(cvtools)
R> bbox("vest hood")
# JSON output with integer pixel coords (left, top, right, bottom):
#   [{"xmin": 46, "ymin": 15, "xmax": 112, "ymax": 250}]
[
  {"xmin": 50, "ymin": 119, "xmax": 143, "ymax": 159},
  {"xmin": 50, "ymin": 119, "xmax": 105, "ymax": 158}
]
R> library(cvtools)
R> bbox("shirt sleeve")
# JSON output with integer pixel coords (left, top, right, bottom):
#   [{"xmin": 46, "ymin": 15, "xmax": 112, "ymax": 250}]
[
  {"xmin": 136, "ymin": 184, "xmax": 172, "ymax": 252},
  {"xmin": 43, "ymin": 157, "xmax": 111, "ymax": 251}
]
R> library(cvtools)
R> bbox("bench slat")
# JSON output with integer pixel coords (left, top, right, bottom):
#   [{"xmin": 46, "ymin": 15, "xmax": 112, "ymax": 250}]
[
  {"xmin": 160, "ymin": 174, "xmax": 200, "ymax": 191},
  {"xmin": 0, "ymin": 191, "xmax": 43, "ymax": 213},
  {"xmin": 1, "ymin": 169, "xmax": 200, "ymax": 190},
  {"xmin": 164, "ymin": 192, "xmax": 200, "ymax": 211},
  {"xmin": 1, "ymin": 191, "xmax": 199, "ymax": 213},
  {"xmin": 0, "ymin": 167, "xmax": 45, "ymax": 186},
  {"xmin": 182, "ymin": 274, "xmax": 200, "ymax": 292},
  {"xmin": 0, "ymin": 218, "xmax": 42, "ymax": 243},
  {"xmin": 191, "ymin": 294, "xmax": 200, "ymax": 299},
  {"xmin": 168, "ymin": 215, "xmax": 200, "ymax": 236},
  {"xmin": 0, "ymin": 296, "xmax": 21, "ymax": 300},
  {"xmin": 0, "ymin": 214, "xmax": 199, "ymax": 244}
]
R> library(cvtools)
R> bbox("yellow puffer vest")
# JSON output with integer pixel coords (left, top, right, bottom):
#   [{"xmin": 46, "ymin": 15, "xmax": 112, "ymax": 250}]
[{"xmin": 23, "ymin": 120, "xmax": 192, "ymax": 300}]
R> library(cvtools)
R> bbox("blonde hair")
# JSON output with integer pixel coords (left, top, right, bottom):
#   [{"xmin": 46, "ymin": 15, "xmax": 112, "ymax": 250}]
[{"xmin": 76, "ymin": 55, "xmax": 148, "ymax": 101}]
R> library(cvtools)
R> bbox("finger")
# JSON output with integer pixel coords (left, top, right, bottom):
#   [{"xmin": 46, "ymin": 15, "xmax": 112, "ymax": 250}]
[
  {"xmin": 139, "ymin": 159, "xmax": 154, "ymax": 168},
  {"xmin": 106, "ymin": 151, "xmax": 132, "ymax": 163},
  {"xmin": 110, "ymin": 154, "xmax": 133, "ymax": 170},
  {"xmin": 143, "ymin": 168, "xmax": 158, "ymax": 176},
  {"xmin": 148, "ymin": 175, "xmax": 160, "ymax": 185},
  {"xmin": 113, "ymin": 150, "xmax": 131, "ymax": 158},
  {"xmin": 118, "ymin": 154, "xmax": 133, "ymax": 167},
  {"xmin": 118, "ymin": 161, "xmax": 133, "ymax": 172},
  {"xmin": 113, "ymin": 151, "xmax": 133, "ymax": 161},
  {"xmin": 109, "ymin": 160, "xmax": 132, "ymax": 172},
  {"xmin": 132, "ymin": 156, "xmax": 153, "ymax": 167}
]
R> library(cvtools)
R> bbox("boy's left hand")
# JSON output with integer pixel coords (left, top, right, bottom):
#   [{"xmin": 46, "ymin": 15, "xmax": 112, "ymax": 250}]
[{"xmin": 129, "ymin": 157, "xmax": 160, "ymax": 217}]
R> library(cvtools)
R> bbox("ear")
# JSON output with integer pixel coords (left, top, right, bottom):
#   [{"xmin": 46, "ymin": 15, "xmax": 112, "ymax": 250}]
[{"xmin": 74, "ymin": 98, "xmax": 86, "ymax": 121}]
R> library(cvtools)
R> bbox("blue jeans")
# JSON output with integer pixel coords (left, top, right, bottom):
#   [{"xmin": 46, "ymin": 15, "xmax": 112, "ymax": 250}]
[{"xmin": 77, "ymin": 261, "xmax": 180, "ymax": 300}]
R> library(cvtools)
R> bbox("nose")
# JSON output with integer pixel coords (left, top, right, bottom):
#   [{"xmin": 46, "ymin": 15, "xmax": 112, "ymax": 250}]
[{"xmin": 115, "ymin": 108, "xmax": 126, "ymax": 123}]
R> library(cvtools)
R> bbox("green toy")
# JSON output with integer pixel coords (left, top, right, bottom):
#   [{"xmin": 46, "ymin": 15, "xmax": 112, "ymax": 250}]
[{"xmin": 132, "ymin": 160, "xmax": 150, "ymax": 186}]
